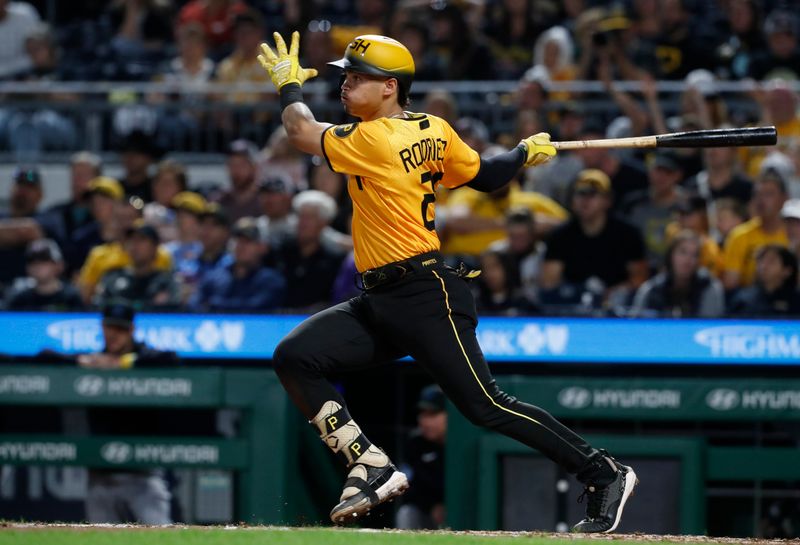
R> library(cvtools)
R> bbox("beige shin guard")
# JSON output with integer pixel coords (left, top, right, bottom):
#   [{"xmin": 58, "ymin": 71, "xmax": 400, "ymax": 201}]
[{"xmin": 312, "ymin": 401, "xmax": 390, "ymax": 492}]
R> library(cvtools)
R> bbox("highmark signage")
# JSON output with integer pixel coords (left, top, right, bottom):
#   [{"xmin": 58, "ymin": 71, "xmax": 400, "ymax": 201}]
[{"xmin": 1, "ymin": 312, "xmax": 799, "ymax": 364}]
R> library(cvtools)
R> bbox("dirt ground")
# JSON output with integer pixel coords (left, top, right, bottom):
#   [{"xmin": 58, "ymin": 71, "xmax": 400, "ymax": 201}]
[{"xmin": 1, "ymin": 523, "xmax": 797, "ymax": 544}]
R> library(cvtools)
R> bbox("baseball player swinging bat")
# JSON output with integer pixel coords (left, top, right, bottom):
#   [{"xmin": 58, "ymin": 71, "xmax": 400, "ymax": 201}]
[{"xmin": 552, "ymin": 125, "xmax": 777, "ymax": 150}]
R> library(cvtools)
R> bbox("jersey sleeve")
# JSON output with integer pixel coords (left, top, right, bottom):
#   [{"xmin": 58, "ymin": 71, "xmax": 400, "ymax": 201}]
[
  {"xmin": 321, "ymin": 122, "xmax": 393, "ymax": 178},
  {"xmin": 439, "ymin": 121, "xmax": 481, "ymax": 189}
]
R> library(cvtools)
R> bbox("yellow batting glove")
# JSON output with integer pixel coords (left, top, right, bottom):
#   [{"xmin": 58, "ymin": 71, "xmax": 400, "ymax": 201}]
[
  {"xmin": 520, "ymin": 132, "xmax": 557, "ymax": 167},
  {"xmin": 257, "ymin": 31, "xmax": 318, "ymax": 90}
]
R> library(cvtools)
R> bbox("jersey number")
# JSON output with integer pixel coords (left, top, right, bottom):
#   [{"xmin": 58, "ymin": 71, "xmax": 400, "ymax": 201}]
[{"xmin": 420, "ymin": 171, "xmax": 442, "ymax": 231}]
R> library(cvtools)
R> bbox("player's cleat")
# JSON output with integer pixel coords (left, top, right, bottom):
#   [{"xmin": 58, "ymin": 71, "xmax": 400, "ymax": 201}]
[
  {"xmin": 329, "ymin": 461, "xmax": 409, "ymax": 524},
  {"xmin": 572, "ymin": 461, "xmax": 638, "ymax": 533}
]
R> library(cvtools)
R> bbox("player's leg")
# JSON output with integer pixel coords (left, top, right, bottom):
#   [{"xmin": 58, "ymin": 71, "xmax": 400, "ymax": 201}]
[
  {"xmin": 393, "ymin": 270, "xmax": 637, "ymax": 533},
  {"xmin": 272, "ymin": 298, "xmax": 408, "ymax": 523}
]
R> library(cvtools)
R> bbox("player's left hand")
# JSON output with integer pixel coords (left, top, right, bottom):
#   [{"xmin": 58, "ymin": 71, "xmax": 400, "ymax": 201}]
[
  {"xmin": 257, "ymin": 31, "xmax": 318, "ymax": 90},
  {"xmin": 520, "ymin": 132, "xmax": 557, "ymax": 167}
]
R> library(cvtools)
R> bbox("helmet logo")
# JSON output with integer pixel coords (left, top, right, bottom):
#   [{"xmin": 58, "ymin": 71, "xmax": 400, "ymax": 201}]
[{"xmin": 350, "ymin": 38, "xmax": 371, "ymax": 56}]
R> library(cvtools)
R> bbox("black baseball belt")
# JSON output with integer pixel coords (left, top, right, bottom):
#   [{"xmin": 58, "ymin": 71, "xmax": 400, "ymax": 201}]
[{"xmin": 359, "ymin": 251, "xmax": 444, "ymax": 291}]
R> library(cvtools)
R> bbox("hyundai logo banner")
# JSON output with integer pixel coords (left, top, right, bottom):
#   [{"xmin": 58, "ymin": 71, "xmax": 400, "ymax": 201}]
[{"xmin": 2, "ymin": 313, "xmax": 800, "ymax": 364}]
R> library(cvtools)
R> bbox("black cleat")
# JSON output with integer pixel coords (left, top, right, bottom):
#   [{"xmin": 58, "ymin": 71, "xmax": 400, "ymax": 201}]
[
  {"xmin": 572, "ymin": 462, "xmax": 638, "ymax": 533},
  {"xmin": 329, "ymin": 462, "xmax": 408, "ymax": 524}
]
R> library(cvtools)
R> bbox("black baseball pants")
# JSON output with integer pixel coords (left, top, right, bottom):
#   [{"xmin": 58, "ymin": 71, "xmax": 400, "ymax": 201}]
[{"xmin": 272, "ymin": 259, "xmax": 597, "ymax": 475}]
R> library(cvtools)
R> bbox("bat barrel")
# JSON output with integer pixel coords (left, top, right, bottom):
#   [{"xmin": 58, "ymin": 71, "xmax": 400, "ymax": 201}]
[{"xmin": 656, "ymin": 126, "xmax": 777, "ymax": 148}]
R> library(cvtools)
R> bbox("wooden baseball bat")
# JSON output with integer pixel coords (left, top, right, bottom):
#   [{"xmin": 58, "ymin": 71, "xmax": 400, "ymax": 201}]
[{"xmin": 552, "ymin": 126, "xmax": 777, "ymax": 150}]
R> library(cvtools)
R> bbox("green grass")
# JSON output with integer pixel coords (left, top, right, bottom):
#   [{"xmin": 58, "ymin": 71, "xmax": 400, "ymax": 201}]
[{"xmin": 0, "ymin": 527, "xmax": 669, "ymax": 545}]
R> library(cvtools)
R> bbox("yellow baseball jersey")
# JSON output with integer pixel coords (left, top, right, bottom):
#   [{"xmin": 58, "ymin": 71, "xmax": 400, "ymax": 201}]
[
  {"xmin": 322, "ymin": 113, "xmax": 481, "ymax": 272},
  {"xmin": 722, "ymin": 217, "xmax": 788, "ymax": 286}
]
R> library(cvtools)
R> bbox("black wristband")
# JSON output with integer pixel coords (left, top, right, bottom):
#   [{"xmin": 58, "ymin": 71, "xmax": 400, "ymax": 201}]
[{"xmin": 280, "ymin": 83, "xmax": 304, "ymax": 110}]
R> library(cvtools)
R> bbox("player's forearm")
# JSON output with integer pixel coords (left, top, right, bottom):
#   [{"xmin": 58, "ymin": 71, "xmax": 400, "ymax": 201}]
[
  {"xmin": 465, "ymin": 147, "xmax": 526, "ymax": 192},
  {"xmin": 279, "ymin": 83, "xmax": 328, "ymax": 155}
]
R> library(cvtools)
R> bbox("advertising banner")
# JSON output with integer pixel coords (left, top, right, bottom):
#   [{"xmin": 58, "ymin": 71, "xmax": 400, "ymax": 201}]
[{"xmin": 1, "ymin": 312, "xmax": 799, "ymax": 365}]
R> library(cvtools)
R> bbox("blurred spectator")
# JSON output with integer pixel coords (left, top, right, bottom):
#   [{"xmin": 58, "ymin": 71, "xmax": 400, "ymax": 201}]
[
  {"xmin": 194, "ymin": 203, "xmax": 233, "ymax": 281},
  {"xmin": 4, "ymin": 238, "xmax": 83, "ymax": 311},
  {"xmin": 421, "ymin": 88, "xmax": 459, "ymax": 126},
  {"xmin": 747, "ymin": 9, "xmax": 800, "ymax": 81},
  {"xmin": 0, "ymin": 23, "xmax": 78, "ymax": 161},
  {"xmin": 36, "ymin": 152, "xmax": 101, "ymax": 275},
  {"xmin": 746, "ymin": 82, "xmax": 800, "ymax": 179},
  {"xmin": 473, "ymin": 249, "xmax": 536, "ymax": 316},
  {"xmin": 214, "ymin": 139, "xmax": 262, "ymax": 222},
  {"xmin": 77, "ymin": 180, "xmax": 172, "ymax": 302},
  {"xmin": 152, "ymin": 159, "xmax": 189, "ymax": 208},
  {"xmin": 0, "ymin": 0, "xmax": 40, "ymax": 79},
  {"xmin": 95, "ymin": 221, "xmax": 179, "ymax": 310},
  {"xmin": 665, "ymin": 196, "xmax": 723, "ymax": 276},
  {"xmin": 441, "ymin": 182, "xmax": 567, "ymax": 260},
  {"xmin": 529, "ymin": 25, "xmax": 577, "ymax": 97},
  {"xmin": 713, "ymin": 197, "xmax": 747, "ymax": 245},
  {"xmin": 269, "ymin": 191, "xmax": 345, "ymax": 313},
  {"xmin": 308, "ymin": 160, "xmax": 353, "ymax": 241},
  {"xmin": 299, "ymin": 26, "xmax": 342, "ymax": 102},
  {"xmin": 394, "ymin": 21, "xmax": 442, "ymax": 83},
  {"xmin": 213, "ymin": 10, "xmax": 271, "ymax": 132},
  {"xmin": 760, "ymin": 152, "xmax": 800, "ymax": 201},
  {"xmin": 0, "ymin": 167, "xmax": 44, "ymax": 286},
  {"xmin": 622, "ymin": 151, "xmax": 687, "ymax": 271},
  {"xmin": 4, "ymin": 166, "xmax": 42, "ymax": 218},
  {"xmin": 395, "ymin": 384, "xmax": 447, "ymax": 530},
  {"xmin": 165, "ymin": 191, "xmax": 207, "ymax": 295},
  {"xmin": 630, "ymin": 231, "xmax": 724, "ymax": 318},
  {"xmin": 522, "ymin": 104, "xmax": 585, "ymax": 206},
  {"xmin": 177, "ymin": 0, "xmax": 249, "ymax": 60},
  {"xmin": 541, "ymin": 169, "xmax": 648, "ymax": 307},
  {"xmin": 189, "ymin": 216, "xmax": 285, "ymax": 312},
  {"xmin": 331, "ymin": 250, "xmax": 359, "ymax": 304},
  {"xmin": 258, "ymin": 126, "xmax": 308, "ymax": 192},
  {"xmin": 729, "ymin": 244, "xmax": 800, "ymax": 316},
  {"xmin": 72, "ymin": 176, "xmax": 128, "ymax": 269},
  {"xmin": 488, "ymin": 208, "xmax": 544, "ymax": 305},
  {"xmin": 572, "ymin": 122, "xmax": 648, "ymax": 209},
  {"xmin": 255, "ymin": 175, "xmax": 296, "ymax": 249},
  {"xmin": 152, "ymin": 22, "xmax": 215, "ymax": 149},
  {"xmin": 484, "ymin": 0, "xmax": 546, "ymax": 79},
  {"xmin": 714, "ymin": 0, "xmax": 765, "ymax": 80},
  {"xmin": 105, "ymin": 0, "xmax": 172, "ymax": 64},
  {"xmin": 119, "ymin": 130, "xmax": 161, "ymax": 202},
  {"xmin": 574, "ymin": 7, "xmax": 639, "ymax": 82},
  {"xmin": 76, "ymin": 300, "xmax": 177, "ymax": 524},
  {"xmin": 685, "ymin": 145, "xmax": 753, "ymax": 207},
  {"xmin": 782, "ymin": 199, "xmax": 800, "ymax": 264},
  {"xmin": 639, "ymin": 0, "xmax": 718, "ymax": 79},
  {"xmin": 514, "ymin": 68, "xmax": 548, "ymax": 114},
  {"xmin": 429, "ymin": 5, "xmax": 495, "ymax": 80},
  {"xmin": 722, "ymin": 171, "xmax": 789, "ymax": 291}
]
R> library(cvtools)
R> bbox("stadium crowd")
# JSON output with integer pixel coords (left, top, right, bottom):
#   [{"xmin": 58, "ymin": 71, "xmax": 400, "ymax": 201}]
[{"xmin": 0, "ymin": 0, "xmax": 799, "ymax": 318}]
